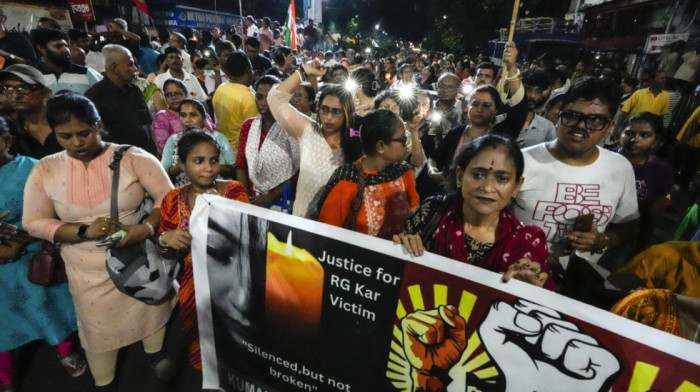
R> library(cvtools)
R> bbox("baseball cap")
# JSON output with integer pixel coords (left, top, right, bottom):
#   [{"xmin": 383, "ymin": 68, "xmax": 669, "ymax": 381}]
[{"xmin": 0, "ymin": 64, "xmax": 47, "ymax": 87}]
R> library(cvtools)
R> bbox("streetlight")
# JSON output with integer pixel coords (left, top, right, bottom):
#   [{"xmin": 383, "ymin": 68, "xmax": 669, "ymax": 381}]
[
  {"xmin": 375, "ymin": 24, "xmax": 379, "ymax": 30},
  {"xmin": 442, "ymin": 15, "xmax": 447, "ymax": 19}
]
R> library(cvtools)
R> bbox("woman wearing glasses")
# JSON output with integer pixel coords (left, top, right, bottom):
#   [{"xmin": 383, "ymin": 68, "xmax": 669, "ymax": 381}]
[
  {"xmin": 268, "ymin": 59, "xmax": 359, "ymax": 218},
  {"xmin": 318, "ymin": 110, "xmax": 419, "ymax": 238},
  {"xmin": 151, "ymin": 79, "xmax": 214, "ymax": 156}
]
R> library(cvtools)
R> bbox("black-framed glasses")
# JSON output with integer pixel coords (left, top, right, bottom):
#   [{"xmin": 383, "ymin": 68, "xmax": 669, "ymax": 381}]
[
  {"xmin": 0, "ymin": 85, "xmax": 41, "ymax": 95},
  {"xmin": 388, "ymin": 130, "xmax": 411, "ymax": 147},
  {"xmin": 559, "ymin": 110, "xmax": 610, "ymax": 131},
  {"xmin": 319, "ymin": 105, "xmax": 344, "ymax": 118}
]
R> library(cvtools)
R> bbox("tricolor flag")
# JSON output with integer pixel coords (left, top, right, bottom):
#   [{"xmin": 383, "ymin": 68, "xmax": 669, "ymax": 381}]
[
  {"xmin": 132, "ymin": 0, "xmax": 149, "ymax": 15},
  {"xmin": 284, "ymin": 0, "xmax": 297, "ymax": 50}
]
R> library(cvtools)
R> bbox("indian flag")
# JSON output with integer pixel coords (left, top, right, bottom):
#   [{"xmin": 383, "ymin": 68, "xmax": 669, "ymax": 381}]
[
  {"xmin": 132, "ymin": 0, "xmax": 149, "ymax": 15},
  {"xmin": 284, "ymin": 0, "xmax": 297, "ymax": 50}
]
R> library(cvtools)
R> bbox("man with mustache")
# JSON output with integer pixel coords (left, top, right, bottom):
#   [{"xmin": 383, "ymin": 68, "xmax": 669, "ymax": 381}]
[
  {"xmin": 515, "ymin": 69, "xmax": 557, "ymax": 148},
  {"xmin": 153, "ymin": 46, "xmax": 207, "ymax": 102},
  {"xmin": 513, "ymin": 77, "xmax": 639, "ymax": 300},
  {"xmin": 32, "ymin": 28, "xmax": 102, "ymax": 95}
]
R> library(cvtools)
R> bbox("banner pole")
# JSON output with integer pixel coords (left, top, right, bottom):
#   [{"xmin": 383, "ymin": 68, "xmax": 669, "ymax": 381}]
[{"xmin": 508, "ymin": 0, "xmax": 520, "ymax": 42}]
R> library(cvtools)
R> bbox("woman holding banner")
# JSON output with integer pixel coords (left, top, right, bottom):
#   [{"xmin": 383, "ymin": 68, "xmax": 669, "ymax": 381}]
[{"xmin": 393, "ymin": 134, "xmax": 554, "ymax": 289}]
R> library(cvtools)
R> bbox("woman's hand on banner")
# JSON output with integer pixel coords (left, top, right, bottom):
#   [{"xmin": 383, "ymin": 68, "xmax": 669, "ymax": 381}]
[{"xmin": 393, "ymin": 233, "xmax": 425, "ymax": 257}]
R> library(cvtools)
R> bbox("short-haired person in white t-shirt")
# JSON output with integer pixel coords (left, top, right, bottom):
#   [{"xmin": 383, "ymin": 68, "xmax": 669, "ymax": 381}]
[{"xmin": 513, "ymin": 76, "xmax": 639, "ymax": 298}]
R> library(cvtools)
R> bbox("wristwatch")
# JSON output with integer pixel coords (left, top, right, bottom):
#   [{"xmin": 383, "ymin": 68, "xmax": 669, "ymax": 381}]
[{"xmin": 77, "ymin": 224, "xmax": 90, "ymax": 240}]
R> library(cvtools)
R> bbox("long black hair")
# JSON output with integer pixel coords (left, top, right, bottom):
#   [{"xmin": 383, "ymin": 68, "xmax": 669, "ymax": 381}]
[{"xmin": 317, "ymin": 84, "xmax": 359, "ymax": 162}]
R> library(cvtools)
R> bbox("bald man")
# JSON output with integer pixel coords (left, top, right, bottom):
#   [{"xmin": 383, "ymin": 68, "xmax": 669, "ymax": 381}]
[{"xmin": 85, "ymin": 44, "xmax": 155, "ymax": 153}]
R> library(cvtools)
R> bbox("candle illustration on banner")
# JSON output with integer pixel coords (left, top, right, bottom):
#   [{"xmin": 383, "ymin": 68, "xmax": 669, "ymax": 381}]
[{"xmin": 265, "ymin": 231, "xmax": 324, "ymax": 337}]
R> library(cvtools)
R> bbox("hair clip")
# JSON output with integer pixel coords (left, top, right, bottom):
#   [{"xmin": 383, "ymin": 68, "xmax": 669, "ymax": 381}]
[{"xmin": 349, "ymin": 124, "xmax": 363, "ymax": 140}]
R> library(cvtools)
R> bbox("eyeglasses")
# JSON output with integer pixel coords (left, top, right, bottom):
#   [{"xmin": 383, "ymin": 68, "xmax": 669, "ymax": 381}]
[
  {"xmin": 0, "ymin": 85, "xmax": 41, "ymax": 95},
  {"xmin": 164, "ymin": 91, "xmax": 185, "ymax": 99},
  {"xmin": 319, "ymin": 105, "xmax": 344, "ymax": 118},
  {"xmin": 292, "ymin": 93, "xmax": 308, "ymax": 101},
  {"xmin": 559, "ymin": 110, "xmax": 610, "ymax": 131},
  {"xmin": 388, "ymin": 130, "xmax": 411, "ymax": 147}
]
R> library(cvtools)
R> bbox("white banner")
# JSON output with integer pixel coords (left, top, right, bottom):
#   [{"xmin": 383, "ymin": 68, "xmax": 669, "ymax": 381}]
[
  {"xmin": 191, "ymin": 195, "xmax": 700, "ymax": 392},
  {"xmin": 645, "ymin": 33, "xmax": 690, "ymax": 54}
]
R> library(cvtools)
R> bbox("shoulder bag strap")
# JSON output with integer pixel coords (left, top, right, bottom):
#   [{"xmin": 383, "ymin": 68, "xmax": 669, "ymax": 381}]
[{"xmin": 109, "ymin": 145, "xmax": 132, "ymax": 220}]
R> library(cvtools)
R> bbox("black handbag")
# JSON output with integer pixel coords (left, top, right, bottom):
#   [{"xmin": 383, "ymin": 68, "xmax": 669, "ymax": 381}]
[{"xmin": 104, "ymin": 145, "xmax": 179, "ymax": 305}]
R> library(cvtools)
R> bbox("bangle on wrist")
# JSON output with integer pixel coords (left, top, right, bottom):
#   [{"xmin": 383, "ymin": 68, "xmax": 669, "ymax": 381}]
[
  {"xmin": 295, "ymin": 69, "xmax": 306, "ymax": 82},
  {"xmin": 144, "ymin": 221, "xmax": 155, "ymax": 237},
  {"xmin": 156, "ymin": 234, "xmax": 171, "ymax": 252},
  {"xmin": 505, "ymin": 69, "xmax": 521, "ymax": 81}
]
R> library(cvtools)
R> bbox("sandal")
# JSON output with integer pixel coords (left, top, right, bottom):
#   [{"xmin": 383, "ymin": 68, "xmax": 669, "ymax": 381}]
[{"xmin": 59, "ymin": 352, "xmax": 87, "ymax": 377}]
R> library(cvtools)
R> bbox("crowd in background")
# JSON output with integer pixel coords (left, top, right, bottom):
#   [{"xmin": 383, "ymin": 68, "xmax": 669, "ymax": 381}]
[{"xmin": 1, "ymin": 7, "xmax": 700, "ymax": 392}]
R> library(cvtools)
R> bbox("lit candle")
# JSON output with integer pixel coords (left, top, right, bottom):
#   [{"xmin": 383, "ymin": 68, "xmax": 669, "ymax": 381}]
[{"xmin": 265, "ymin": 231, "xmax": 324, "ymax": 336}]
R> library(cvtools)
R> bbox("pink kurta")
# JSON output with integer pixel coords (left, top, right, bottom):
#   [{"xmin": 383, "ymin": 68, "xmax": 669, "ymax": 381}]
[{"xmin": 23, "ymin": 144, "xmax": 174, "ymax": 352}]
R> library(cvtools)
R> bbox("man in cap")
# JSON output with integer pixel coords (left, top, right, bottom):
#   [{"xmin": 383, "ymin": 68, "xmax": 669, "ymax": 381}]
[
  {"xmin": 32, "ymin": 28, "xmax": 102, "ymax": 94},
  {"xmin": 0, "ymin": 64, "xmax": 61, "ymax": 158}
]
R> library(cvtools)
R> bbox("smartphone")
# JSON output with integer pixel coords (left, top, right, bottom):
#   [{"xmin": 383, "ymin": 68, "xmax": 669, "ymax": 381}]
[
  {"xmin": 573, "ymin": 213, "xmax": 594, "ymax": 232},
  {"xmin": 296, "ymin": 57, "xmax": 302, "ymax": 66}
]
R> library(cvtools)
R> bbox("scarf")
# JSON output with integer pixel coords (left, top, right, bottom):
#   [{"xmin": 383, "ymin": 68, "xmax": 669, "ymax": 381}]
[{"xmin": 246, "ymin": 116, "xmax": 300, "ymax": 194}]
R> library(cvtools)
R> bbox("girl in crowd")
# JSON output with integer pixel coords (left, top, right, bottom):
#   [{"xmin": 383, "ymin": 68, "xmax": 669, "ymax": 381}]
[
  {"xmin": 236, "ymin": 76, "xmax": 299, "ymax": 213},
  {"xmin": 318, "ymin": 110, "xmax": 419, "ymax": 239},
  {"xmin": 158, "ymin": 130, "xmax": 249, "ymax": 371},
  {"xmin": 161, "ymin": 98, "xmax": 235, "ymax": 187},
  {"xmin": 419, "ymin": 65, "xmax": 437, "ymax": 90},
  {"xmin": 617, "ymin": 112, "xmax": 674, "ymax": 254},
  {"xmin": 395, "ymin": 135, "xmax": 553, "ymax": 290},
  {"xmin": 151, "ymin": 79, "xmax": 215, "ymax": 156},
  {"xmin": 268, "ymin": 60, "xmax": 359, "ymax": 218},
  {"xmin": 23, "ymin": 93, "xmax": 175, "ymax": 391},
  {"xmin": 0, "ymin": 116, "xmax": 85, "ymax": 392}
]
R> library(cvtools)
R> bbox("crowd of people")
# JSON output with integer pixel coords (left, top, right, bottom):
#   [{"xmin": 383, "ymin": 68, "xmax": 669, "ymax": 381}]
[{"xmin": 0, "ymin": 7, "xmax": 700, "ymax": 392}]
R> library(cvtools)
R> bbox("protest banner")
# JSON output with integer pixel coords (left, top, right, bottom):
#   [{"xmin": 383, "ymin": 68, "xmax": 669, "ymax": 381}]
[
  {"xmin": 66, "ymin": 0, "xmax": 96, "ymax": 23},
  {"xmin": 191, "ymin": 195, "xmax": 700, "ymax": 392},
  {"xmin": 645, "ymin": 33, "xmax": 690, "ymax": 54}
]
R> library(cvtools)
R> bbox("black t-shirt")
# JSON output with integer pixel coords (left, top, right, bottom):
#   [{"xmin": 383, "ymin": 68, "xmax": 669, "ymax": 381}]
[
  {"xmin": 0, "ymin": 32, "xmax": 39, "ymax": 66},
  {"xmin": 84, "ymin": 78, "xmax": 155, "ymax": 154},
  {"xmin": 9, "ymin": 117, "xmax": 63, "ymax": 160}
]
